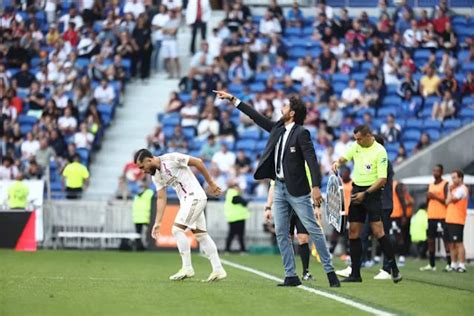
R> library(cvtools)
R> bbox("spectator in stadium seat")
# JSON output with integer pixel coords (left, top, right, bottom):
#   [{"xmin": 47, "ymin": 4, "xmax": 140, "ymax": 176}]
[
  {"xmin": 286, "ymin": 2, "xmax": 304, "ymax": 28},
  {"xmin": 0, "ymin": 156, "xmax": 19, "ymax": 180},
  {"xmin": 12, "ymin": 62, "xmax": 35, "ymax": 91},
  {"xmin": 332, "ymin": 8, "xmax": 351, "ymax": 38},
  {"xmin": 401, "ymin": 90, "xmax": 422, "ymax": 118},
  {"xmin": 21, "ymin": 132, "xmax": 40, "ymax": 161},
  {"xmin": 360, "ymin": 79, "xmax": 379, "ymax": 109},
  {"xmin": 438, "ymin": 51, "xmax": 457, "ymax": 75},
  {"xmin": 178, "ymin": 68, "xmax": 200, "ymax": 93},
  {"xmin": 94, "ymin": 79, "xmax": 116, "ymax": 106},
  {"xmin": 439, "ymin": 22, "xmax": 457, "ymax": 51},
  {"xmin": 394, "ymin": 145, "xmax": 407, "ymax": 165},
  {"xmin": 432, "ymin": 91, "xmax": 456, "ymax": 121},
  {"xmin": 269, "ymin": 0, "xmax": 284, "ymax": 28},
  {"xmin": 228, "ymin": 56, "xmax": 253, "ymax": 83},
  {"xmin": 438, "ymin": 68, "xmax": 458, "ymax": 96},
  {"xmin": 190, "ymin": 42, "xmax": 213, "ymax": 68},
  {"xmin": 421, "ymin": 24, "xmax": 438, "ymax": 49},
  {"xmin": 132, "ymin": 15, "xmax": 152, "ymax": 81},
  {"xmin": 24, "ymin": 159, "xmax": 43, "ymax": 180},
  {"xmin": 146, "ymin": 125, "xmax": 165, "ymax": 152},
  {"xmin": 62, "ymin": 154, "xmax": 89, "ymax": 199},
  {"xmin": 1, "ymin": 97, "xmax": 17, "ymax": 121},
  {"xmin": 338, "ymin": 50, "xmax": 353, "ymax": 74},
  {"xmin": 63, "ymin": 22, "xmax": 79, "ymax": 47},
  {"xmin": 6, "ymin": 39, "xmax": 29, "ymax": 68},
  {"xmin": 358, "ymin": 11, "xmax": 374, "ymax": 38},
  {"xmin": 340, "ymin": 79, "xmax": 362, "ymax": 108},
  {"xmin": 259, "ymin": 9, "xmax": 281, "ymax": 37},
  {"xmin": 397, "ymin": 72, "xmax": 419, "ymax": 97},
  {"xmin": 58, "ymin": 107, "xmax": 78, "ymax": 136},
  {"xmin": 290, "ymin": 59, "xmax": 312, "ymax": 83},
  {"xmin": 124, "ymin": 0, "xmax": 145, "ymax": 20},
  {"xmin": 49, "ymin": 129, "xmax": 66, "ymax": 158},
  {"xmin": 376, "ymin": 12, "xmax": 393, "ymax": 40},
  {"xmin": 393, "ymin": 0, "xmax": 414, "ymax": 23},
  {"xmin": 329, "ymin": 36, "xmax": 345, "ymax": 59},
  {"xmin": 366, "ymin": 67, "xmax": 383, "ymax": 92},
  {"xmin": 334, "ymin": 131, "xmax": 352, "ymax": 160},
  {"xmin": 432, "ymin": 10, "xmax": 449, "ymax": 35},
  {"xmin": 322, "ymin": 97, "xmax": 342, "ymax": 128},
  {"xmin": 197, "ymin": 111, "xmax": 220, "ymax": 140},
  {"xmin": 162, "ymin": 9, "xmax": 181, "ymax": 79},
  {"xmin": 74, "ymin": 123, "xmax": 94, "ymax": 150},
  {"xmin": 368, "ymin": 36, "xmax": 386, "ymax": 62},
  {"xmin": 35, "ymin": 137, "xmax": 56, "ymax": 171},
  {"xmin": 400, "ymin": 50, "xmax": 416, "ymax": 76},
  {"xmin": 413, "ymin": 132, "xmax": 431, "ymax": 154},
  {"xmin": 318, "ymin": 45, "xmax": 336, "ymax": 74},
  {"xmin": 320, "ymin": 144, "xmax": 336, "ymax": 176},
  {"xmin": 461, "ymin": 72, "xmax": 474, "ymax": 97},
  {"xmin": 167, "ymin": 125, "xmax": 188, "ymax": 153},
  {"xmin": 380, "ymin": 114, "xmax": 402, "ymax": 143},
  {"xmin": 345, "ymin": 20, "xmax": 366, "ymax": 48},
  {"xmin": 151, "ymin": 4, "xmax": 169, "ymax": 73},
  {"xmin": 180, "ymin": 101, "xmax": 200, "ymax": 128},
  {"xmin": 420, "ymin": 66, "xmax": 441, "ymax": 98},
  {"xmin": 211, "ymin": 143, "xmax": 236, "ymax": 175},
  {"xmin": 383, "ymin": 49, "xmax": 401, "ymax": 85},
  {"xmin": 59, "ymin": 7, "xmax": 84, "ymax": 31},
  {"xmin": 200, "ymin": 134, "xmax": 221, "ymax": 162},
  {"xmin": 219, "ymin": 111, "xmax": 237, "ymax": 142}
]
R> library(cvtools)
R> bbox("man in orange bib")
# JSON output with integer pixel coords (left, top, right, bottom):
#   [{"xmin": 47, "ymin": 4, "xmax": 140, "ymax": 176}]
[
  {"xmin": 445, "ymin": 170, "xmax": 469, "ymax": 273},
  {"xmin": 420, "ymin": 164, "xmax": 451, "ymax": 272}
]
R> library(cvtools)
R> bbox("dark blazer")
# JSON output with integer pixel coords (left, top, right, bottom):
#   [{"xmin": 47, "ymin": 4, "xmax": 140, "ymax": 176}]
[{"xmin": 236, "ymin": 102, "xmax": 322, "ymax": 197}]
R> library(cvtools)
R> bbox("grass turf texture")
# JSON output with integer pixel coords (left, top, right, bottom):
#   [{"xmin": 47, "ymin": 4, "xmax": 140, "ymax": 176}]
[{"xmin": 1, "ymin": 250, "xmax": 473, "ymax": 316}]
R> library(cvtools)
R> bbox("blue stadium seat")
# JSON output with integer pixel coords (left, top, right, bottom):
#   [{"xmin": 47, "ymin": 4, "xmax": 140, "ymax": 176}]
[
  {"xmin": 424, "ymin": 96, "xmax": 440, "ymax": 108},
  {"xmin": 310, "ymin": 47, "xmax": 322, "ymax": 58},
  {"xmin": 403, "ymin": 141, "xmax": 418, "ymax": 152},
  {"xmin": 425, "ymin": 129, "xmax": 440, "ymax": 141},
  {"xmin": 76, "ymin": 148, "xmax": 90, "ymax": 166},
  {"xmin": 256, "ymin": 140, "xmax": 267, "ymax": 151},
  {"xmin": 76, "ymin": 58, "xmax": 90, "ymax": 70},
  {"xmin": 351, "ymin": 72, "xmax": 366, "ymax": 83},
  {"xmin": 378, "ymin": 107, "xmax": 397, "ymax": 118},
  {"xmin": 361, "ymin": 61, "xmax": 373, "ymax": 72},
  {"xmin": 459, "ymin": 108, "xmax": 474, "ymax": 119},
  {"xmin": 462, "ymin": 62, "xmax": 474, "ymax": 73},
  {"xmin": 418, "ymin": 0, "xmax": 436, "ymax": 6},
  {"xmin": 161, "ymin": 113, "xmax": 181, "ymax": 126},
  {"xmin": 254, "ymin": 72, "xmax": 269, "ymax": 82},
  {"xmin": 249, "ymin": 82, "xmax": 265, "ymax": 93},
  {"xmin": 443, "ymin": 119, "xmax": 462, "ymax": 130},
  {"xmin": 404, "ymin": 119, "xmax": 423, "ymax": 129},
  {"xmin": 236, "ymin": 139, "xmax": 257, "ymax": 151},
  {"xmin": 289, "ymin": 47, "xmax": 308, "ymax": 59},
  {"xmin": 385, "ymin": 143, "xmax": 400, "ymax": 153},
  {"xmin": 97, "ymin": 104, "xmax": 113, "ymax": 126},
  {"xmin": 386, "ymin": 85, "xmax": 398, "ymax": 96},
  {"xmin": 285, "ymin": 27, "xmax": 302, "ymax": 37},
  {"xmin": 240, "ymin": 129, "xmax": 261, "ymax": 140},
  {"xmin": 163, "ymin": 126, "xmax": 176, "ymax": 139},
  {"xmin": 288, "ymin": 38, "xmax": 310, "ymax": 49},
  {"xmin": 382, "ymin": 96, "xmax": 401, "ymax": 107},
  {"xmin": 402, "ymin": 129, "xmax": 422, "ymax": 142},
  {"xmin": 462, "ymin": 96, "xmax": 474, "ymax": 107},
  {"xmin": 17, "ymin": 115, "xmax": 38, "ymax": 125},
  {"xmin": 332, "ymin": 73, "xmax": 350, "ymax": 84},
  {"xmin": 20, "ymin": 124, "xmax": 33, "ymax": 135},
  {"xmin": 178, "ymin": 93, "xmax": 192, "ymax": 103},
  {"xmin": 420, "ymin": 107, "xmax": 433, "ymax": 118},
  {"xmin": 182, "ymin": 127, "xmax": 196, "ymax": 140},
  {"xmin": 423, "ymin": 120, "xmax": 442, "ymax": 130},
  {"xmin": 229, "ymin": 83, "xmax": 244, "ymax": 94},
  {"xmin": 387, "ymin": 150, "xmax": 397, "ymax": 162},
  {"xmin": 50, "ymin": 180, "xmax": 63, "ymax": 192},
  {"xmin": 333, "ymin": 83, "xmax": 347, "ymax": 95},
  {"xmin": 414, "ymin": 49, "xmax": 432, "ymax": 61}
]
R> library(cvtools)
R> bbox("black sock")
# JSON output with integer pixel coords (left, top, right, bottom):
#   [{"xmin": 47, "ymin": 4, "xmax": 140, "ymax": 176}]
[
  {"xmin": 429, "ymin": 251, "xmax": 435, "ymax": 267},
  {"xmin": 446, "ymin": 252, "xmax": 452, "ymax": 265},
  {"xmin": 299, "ymin": 243, "xmax": 310, "ymax": 274},
  {"xmin": 350, "ymin": 238, "xmax": 362, "ymax": 278},
  {"xmin": 378, "ymin": 235, "xmax": 399, "ymax": 275}
]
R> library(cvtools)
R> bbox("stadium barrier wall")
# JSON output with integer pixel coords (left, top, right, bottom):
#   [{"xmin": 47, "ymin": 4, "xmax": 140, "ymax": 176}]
[{"xmin": 394, "ymin": 123, "xmax": 474, "ymax": 179}]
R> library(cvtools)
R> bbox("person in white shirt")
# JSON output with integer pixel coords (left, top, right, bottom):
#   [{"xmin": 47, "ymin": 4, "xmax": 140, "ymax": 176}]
[
  {"xmin": 123, "ymin": 0, "xmax": 145, "ymax": 19},
  {"xmin": 403, "ymin": 19, "xmax": 422, "ymax": 48},
  {"xmin": 21, "ymin": 132, "xmax": 40, "ymax": 160},
  {"xmin": 208, "ymin": 27, "xmax": 223, "ymax": 59},
  {"xmin": 0, "ymin": 157, "xmax": 19, "ymax": 180},
  {"xmin": 134, "ymin": 148, "xmax": 227, "ymax": 282},
  {"xmin": 211, "ymin": 144, "xmax": 236, "ymax": 174},
  {"xmin": 58, "ymin": 107, "xmax": 78, "ymax": 135},
  {"xmin": 59, "ymin": 7, "xmax": 83, "ymax": 31},
  {"xmin": 340, "ymin": 79, "xmax": 362, "ymax": 107},
  {"xmin": 162, "ymin": 0, "xmax": 183, "ymax": 11},
  {"xmin": 320, "ymin": 145, "xmax": 336, "ymax": 175},
  {"xmin": 74, "ymin": 123, "xmax": 94, "ymax": 150},
  {"xmin": 197, "ymin": 112, "xmax": 220, "ymax": 140},
  {"xmin": 186, "ymin": 0, "xmax": 212, "ymax": 54},
  {"xmin": 180, "ymin": 101, "xmax": 200, "ymax": 127},
  {"xmin": 259, "ymin": 10, "xmax": 281, "ymax": 36},
  {"xmin": 53, "ymin": 86, "xmax": 69, "ymax": 109},
  {"xmin": 151, "ymin": 5, "xmax": 170, "ymax": 73},
  {"xmin": 334, "ymin": 132, "xmax": 352, "ymax": 160},
  {"xmin": 290, "ymin": 58, "xmax": 309, "ymax": 82},
  {"xmin": 321, "ymin": 98, "xmax": 343, "ymax": 128},
  {"xmin": 94, "ymin": 79, "xmax": 116, "ymax": 105},
  {"xmin": 190, "ymin": 41, "xmax": 213, "ymax": 68}
]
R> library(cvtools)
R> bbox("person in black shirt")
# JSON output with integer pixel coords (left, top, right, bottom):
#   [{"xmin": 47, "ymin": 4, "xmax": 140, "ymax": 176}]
[
  {"xmin": 235, "ymin": 149, "xmax": 251, "ymax": 173},
  {"xmin": 132, "ymin": 15, "xmax": 152, "ymax": 81},
  {"xmin": 49, "ymin": 129, "xmax": 67, "ymax": 158},
  {"xmin": 27, "ymin": 81, "xmax": 46, "ymax": 111},
  {"xmin": 333, "ymin": 8, "xmax": 352, "ymax": 39},
  {"xmin": 368, "ymin": 37, "xmax": 386, "ymax": 61},
  {"xmin": 12, "ymin": 63, "xmax": 35, "ymax": 90},
  {"xmin": 318, "ymin": 46, "xmax": 336, "ymax": 74},
  {"xmin": 269, "ymin": 0, "xmax": 285, "ymax": 32},
  {"xmin": 219, "ymin": 111, "xmax": 237, "ymax": 142},
  {"xmin": 6, "ymin": 39, "xmax": 29, "ymax": 68}
]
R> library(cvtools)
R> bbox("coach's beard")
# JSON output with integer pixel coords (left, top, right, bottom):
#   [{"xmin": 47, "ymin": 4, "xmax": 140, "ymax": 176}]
[{"xmin": 149, "ymin": 167, "xmax": 157, "ymax": 176}]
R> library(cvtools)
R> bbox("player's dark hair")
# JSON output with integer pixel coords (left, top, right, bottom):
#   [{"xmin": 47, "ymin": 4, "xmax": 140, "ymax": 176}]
[
  {"xmin": 374, "ymin": 134, "xmax": 385, "ymax": 146},
  {"xmin": 289, "ymin": 96, "xmax": 306, "ymax": 125},
  {"xmin": 435, "ymin": 164, "xmax": 444, "ymax": 172},
  {"xmin": 134, "ymin": 148, "xmax": 153, "ymax": 164},
  {"xmin": 452, "ymin": 169, "xmax": 464, "ymax": 179},
  {"xmin": 354, "ymin": 124, "xmax": 371, "ymax": 136}
]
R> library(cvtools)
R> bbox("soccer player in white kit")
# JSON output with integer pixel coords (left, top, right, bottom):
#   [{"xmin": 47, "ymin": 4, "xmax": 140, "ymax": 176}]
[{"xmin": 134, "ymin": 148, "xmax": 227, "ymax": 282}]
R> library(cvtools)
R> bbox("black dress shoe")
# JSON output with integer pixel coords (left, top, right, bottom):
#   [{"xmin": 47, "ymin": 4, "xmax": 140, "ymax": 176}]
[
  {"xmin": 327, "ymin": 271, "xmax": 341, "ymax": 287},
  {"xmin": 340, "ymin": 275, "xmax": 363, "ymax": 283},
  {"xmin": 277, "ymin": 276, "xmax": 302, "ymax": 287}
]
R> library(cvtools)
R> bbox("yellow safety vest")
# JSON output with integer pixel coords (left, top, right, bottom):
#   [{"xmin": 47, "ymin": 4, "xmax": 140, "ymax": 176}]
[
  {"xmin": 8, "ymin": 181, "xmax": 29, "ymax": 209},
  {"xmin": 132, "ymin": 189, "xmax": 154, "ymax": 224},
  {"xmin": 224, "ymin": 188, "xmax": 250, "ymax": 223},
  {"xmin": 410, "ymin": 208, "xmax": 428, "ymax": 242}
]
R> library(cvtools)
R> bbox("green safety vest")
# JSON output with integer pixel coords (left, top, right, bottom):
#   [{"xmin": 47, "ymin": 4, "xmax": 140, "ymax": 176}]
[
  {"xmin": 224, "ymin": 188, "xmax": 250, "ymax": 223},
  {"xmin": 8, "ymin": 181, "xmax": 29, "ymax": 209},
  {"xmin": 132, "ymin": 189, "xmax": 154, "ymax": 224},
  {"xmin": 410, "ymin": 208, "xmax": 428, "ymax": 242}
]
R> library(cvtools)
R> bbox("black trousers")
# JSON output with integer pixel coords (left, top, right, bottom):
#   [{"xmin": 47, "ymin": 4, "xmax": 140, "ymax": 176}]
[
  {"xmin": 66, "ymin": 187, "xmax": 83, "ymax": 199},
  {"xmin": 135, "ymin": 223, "xmax": 147, "ymax": 251},
  {"xmin": 190, "ymin": 21, "xmax": 207, "ymax": 54},
  {"xmin": 226, "ymin": 220, "xmax": 246, "ymax": 252},
  {"xmin": 137, "ymin": 47, "xmax": 151, "ymax": 79}
]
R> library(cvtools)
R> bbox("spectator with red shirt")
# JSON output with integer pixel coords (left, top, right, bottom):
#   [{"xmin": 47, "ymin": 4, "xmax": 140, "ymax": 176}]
[
  {"xmin": 461, "ymin": 72, "xmax": 474, "ymax": 97},
  {"xmin": 345, "ymin": 20, "xmax": 366, "ymax": 48},
  {"xmin": 432, "ymin": 10, "xmax": 450, "ymax": 35}
]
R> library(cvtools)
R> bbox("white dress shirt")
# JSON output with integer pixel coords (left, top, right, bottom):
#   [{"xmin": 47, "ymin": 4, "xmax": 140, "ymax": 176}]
[{"xmin": 275, "ymin": 122, "xmax": 295, "ymax": 179}]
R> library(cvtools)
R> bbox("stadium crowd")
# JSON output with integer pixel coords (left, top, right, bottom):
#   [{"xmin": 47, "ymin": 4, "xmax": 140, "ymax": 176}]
[{"xmin": 121, "ymin": 0, "xmax": 473, "ymax": 199}]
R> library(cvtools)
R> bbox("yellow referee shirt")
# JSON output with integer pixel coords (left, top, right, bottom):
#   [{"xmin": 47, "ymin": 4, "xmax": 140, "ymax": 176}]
[
  {"xmin": 343, "ymin": 141, "xmax": 388, "ymax": 186},
  {"xmin": 62, "ymin": 162, "xmax": 90, "ymax": 189}
]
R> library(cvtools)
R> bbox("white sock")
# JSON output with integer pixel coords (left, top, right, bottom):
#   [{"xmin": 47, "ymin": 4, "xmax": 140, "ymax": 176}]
[
  {"xmin": 196, "ymin": 233, "xmax": 223, "ymax": 272},
  {"xmin": 459, "ymin": 262, "xmax": 466, "ymax": 269},
  {"xmin": 172, "ymin": 226, "xmax": 192, "ymax": 269},
  {"xmin": 451, "ymin": 262, "xmax": 458, "ymax": 269}
]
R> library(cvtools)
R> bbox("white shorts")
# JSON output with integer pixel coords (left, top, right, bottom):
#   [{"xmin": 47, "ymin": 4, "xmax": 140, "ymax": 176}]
[
  {"xmin": 175, "ymin": 199, "xmax": 207, "ymax": 231},
  {"xmin": 162, "ymin": 39, "xmax": 178, "ymax": 59}
]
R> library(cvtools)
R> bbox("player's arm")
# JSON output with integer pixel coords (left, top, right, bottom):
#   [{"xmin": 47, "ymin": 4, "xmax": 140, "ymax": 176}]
[
  {"xmin": 446, "ymin": 186, "xmax": 466, "ymax": 204},
  {"xmin": 188, "ymin": 156, "xmax": 222, "ymax": 196},
  {"xmin": 151, "ymin": 187, "xmax": 167, "ymax": 240}
]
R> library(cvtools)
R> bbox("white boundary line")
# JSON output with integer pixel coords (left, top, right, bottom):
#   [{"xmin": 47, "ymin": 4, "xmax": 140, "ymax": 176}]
[{"xmin": 220, "ymin": 258, "xmax": 395, "ymax": 316}]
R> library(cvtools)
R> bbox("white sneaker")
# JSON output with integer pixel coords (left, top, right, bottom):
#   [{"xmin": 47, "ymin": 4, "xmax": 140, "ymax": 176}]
[
  {"xmin": 419, "ymin": 264, "xmax": 436, "ymax": 272},
  {"xmin": 374, "ymin": 256, "xmax": 381, "ymax": 264},
  {"xmin": 169, "ymin": 267, "xmax": 195, "ymax": 281},
  {"xmin": 374, "ymin": 269, "xmax": 392, "ymax": 280},
  {"xmin": 336, "ymin": 266, "xmax": 352, "ymax": 278},
  {"xmin": 205, "ymin": 269, "xmax": 227, "ymax": 282},
  {"xmin": 443, "ymin": 264, "xmax": 453, "ymax": 272}
]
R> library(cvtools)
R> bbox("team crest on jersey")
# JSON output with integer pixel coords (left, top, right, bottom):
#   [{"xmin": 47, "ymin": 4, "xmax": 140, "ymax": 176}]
[{"xmin": 365, "ymin": 163, "xmax": 372, "ymax": 171}]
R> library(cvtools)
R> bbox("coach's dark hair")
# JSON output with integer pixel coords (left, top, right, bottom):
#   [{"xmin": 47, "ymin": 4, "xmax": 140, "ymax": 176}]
[
  {"xmin": 374, "ymin": 134, "xmax": 385, "ymax": 146},
  {"xmin": 289, "ymin": 96, "xmax": 307, "ymax": 125},
  {"xmin": 134, "ymin": 149, "xmax": 153, "ymax": 164},
  {"xmin": 452, "ymin": 169, "xmax": 464, "ymax": 179},
  {"xmin": 354, "ymin": 124, "xmax": 372, "ymax": 136},
  {"xmin": 435, "ymin": 164, "xmax": 444, "ymax": 172}
]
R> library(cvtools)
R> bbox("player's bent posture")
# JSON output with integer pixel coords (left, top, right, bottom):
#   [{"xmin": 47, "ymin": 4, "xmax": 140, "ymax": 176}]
[
  {"xmin": 332, "ymin": 125, "xmax": 402, "ymax": 283},
  {"xmin": 134, "ymin": 149, "xmax": 227, "ymax": 282},
  {"xmin": 445, "ymin": 170, "xmax": 469, "ymax": 273}
]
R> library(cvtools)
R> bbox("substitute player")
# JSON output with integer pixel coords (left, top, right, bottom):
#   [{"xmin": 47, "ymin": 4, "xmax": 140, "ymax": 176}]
[
  {"xmin": 332, "ymin": 125, "xmax": 402, "ymax": 283},
  {"xmin": 420, "ymin": 164, "xmax": 451, "ymax": 272},
  {"xmin": 445, "ymin": 170, "xmax": 469, "ymax": 272},
  {"xmin": 134, "ymin": 149, "xmax": 227, "ymax": 282}
]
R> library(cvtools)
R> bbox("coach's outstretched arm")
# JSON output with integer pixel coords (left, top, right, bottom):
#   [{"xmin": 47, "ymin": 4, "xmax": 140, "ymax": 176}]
[
  {"xmin": 152, "ymin": 188, "xmax": 167, "ymax": 240},
  {"xmin": 188, "ymin": 156, "xmax": 223, "ymax": 196},
  {"xmin": 213, "ymin": 90, "xmax": 275, "ymax": 133}
]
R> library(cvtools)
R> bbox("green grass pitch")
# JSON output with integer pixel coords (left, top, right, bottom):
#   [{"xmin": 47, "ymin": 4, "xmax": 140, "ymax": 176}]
[{"xmin": 1, "ymin": 250, "xmax": 473, "ymax": 316}]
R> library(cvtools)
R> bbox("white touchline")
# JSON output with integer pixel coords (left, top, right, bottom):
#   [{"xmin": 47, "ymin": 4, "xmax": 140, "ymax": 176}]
[{"xmin": 220, "ymin": 259, "xmax": 395, "ymax": 316}]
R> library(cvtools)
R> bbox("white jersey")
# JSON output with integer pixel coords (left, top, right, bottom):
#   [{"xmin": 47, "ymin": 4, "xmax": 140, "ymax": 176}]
[{"xmin": 152, "ymin": 153, "xmax": 207, "ymax": 201}]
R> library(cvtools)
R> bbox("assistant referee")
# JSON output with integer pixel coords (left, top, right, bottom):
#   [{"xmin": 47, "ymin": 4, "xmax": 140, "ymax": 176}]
[{"xmin": 332, "ymin": 125, "xmax": 402, "ymax": 283}]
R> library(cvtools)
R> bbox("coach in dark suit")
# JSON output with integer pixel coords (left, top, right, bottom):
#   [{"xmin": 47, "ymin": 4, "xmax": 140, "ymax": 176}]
[{"xmin": 214, "ymin": 90, "xmax": 340, "ymax": 288}]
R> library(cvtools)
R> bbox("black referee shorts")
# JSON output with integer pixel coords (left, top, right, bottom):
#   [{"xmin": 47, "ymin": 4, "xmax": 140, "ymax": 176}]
[
  {"xmin": 289, "ymin": 209, "xmax": 308, "ymax": 235},
  {"xmin": 446, "ymin": 223, "xmax": 464, "ymax": 242},
  {"xmin": 427, "ymin": 219, "xmax": 448, "ymax": 240},
  {"xmin": 348, "ymin": 185, "xmax": 382, "ymax": 223}
]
